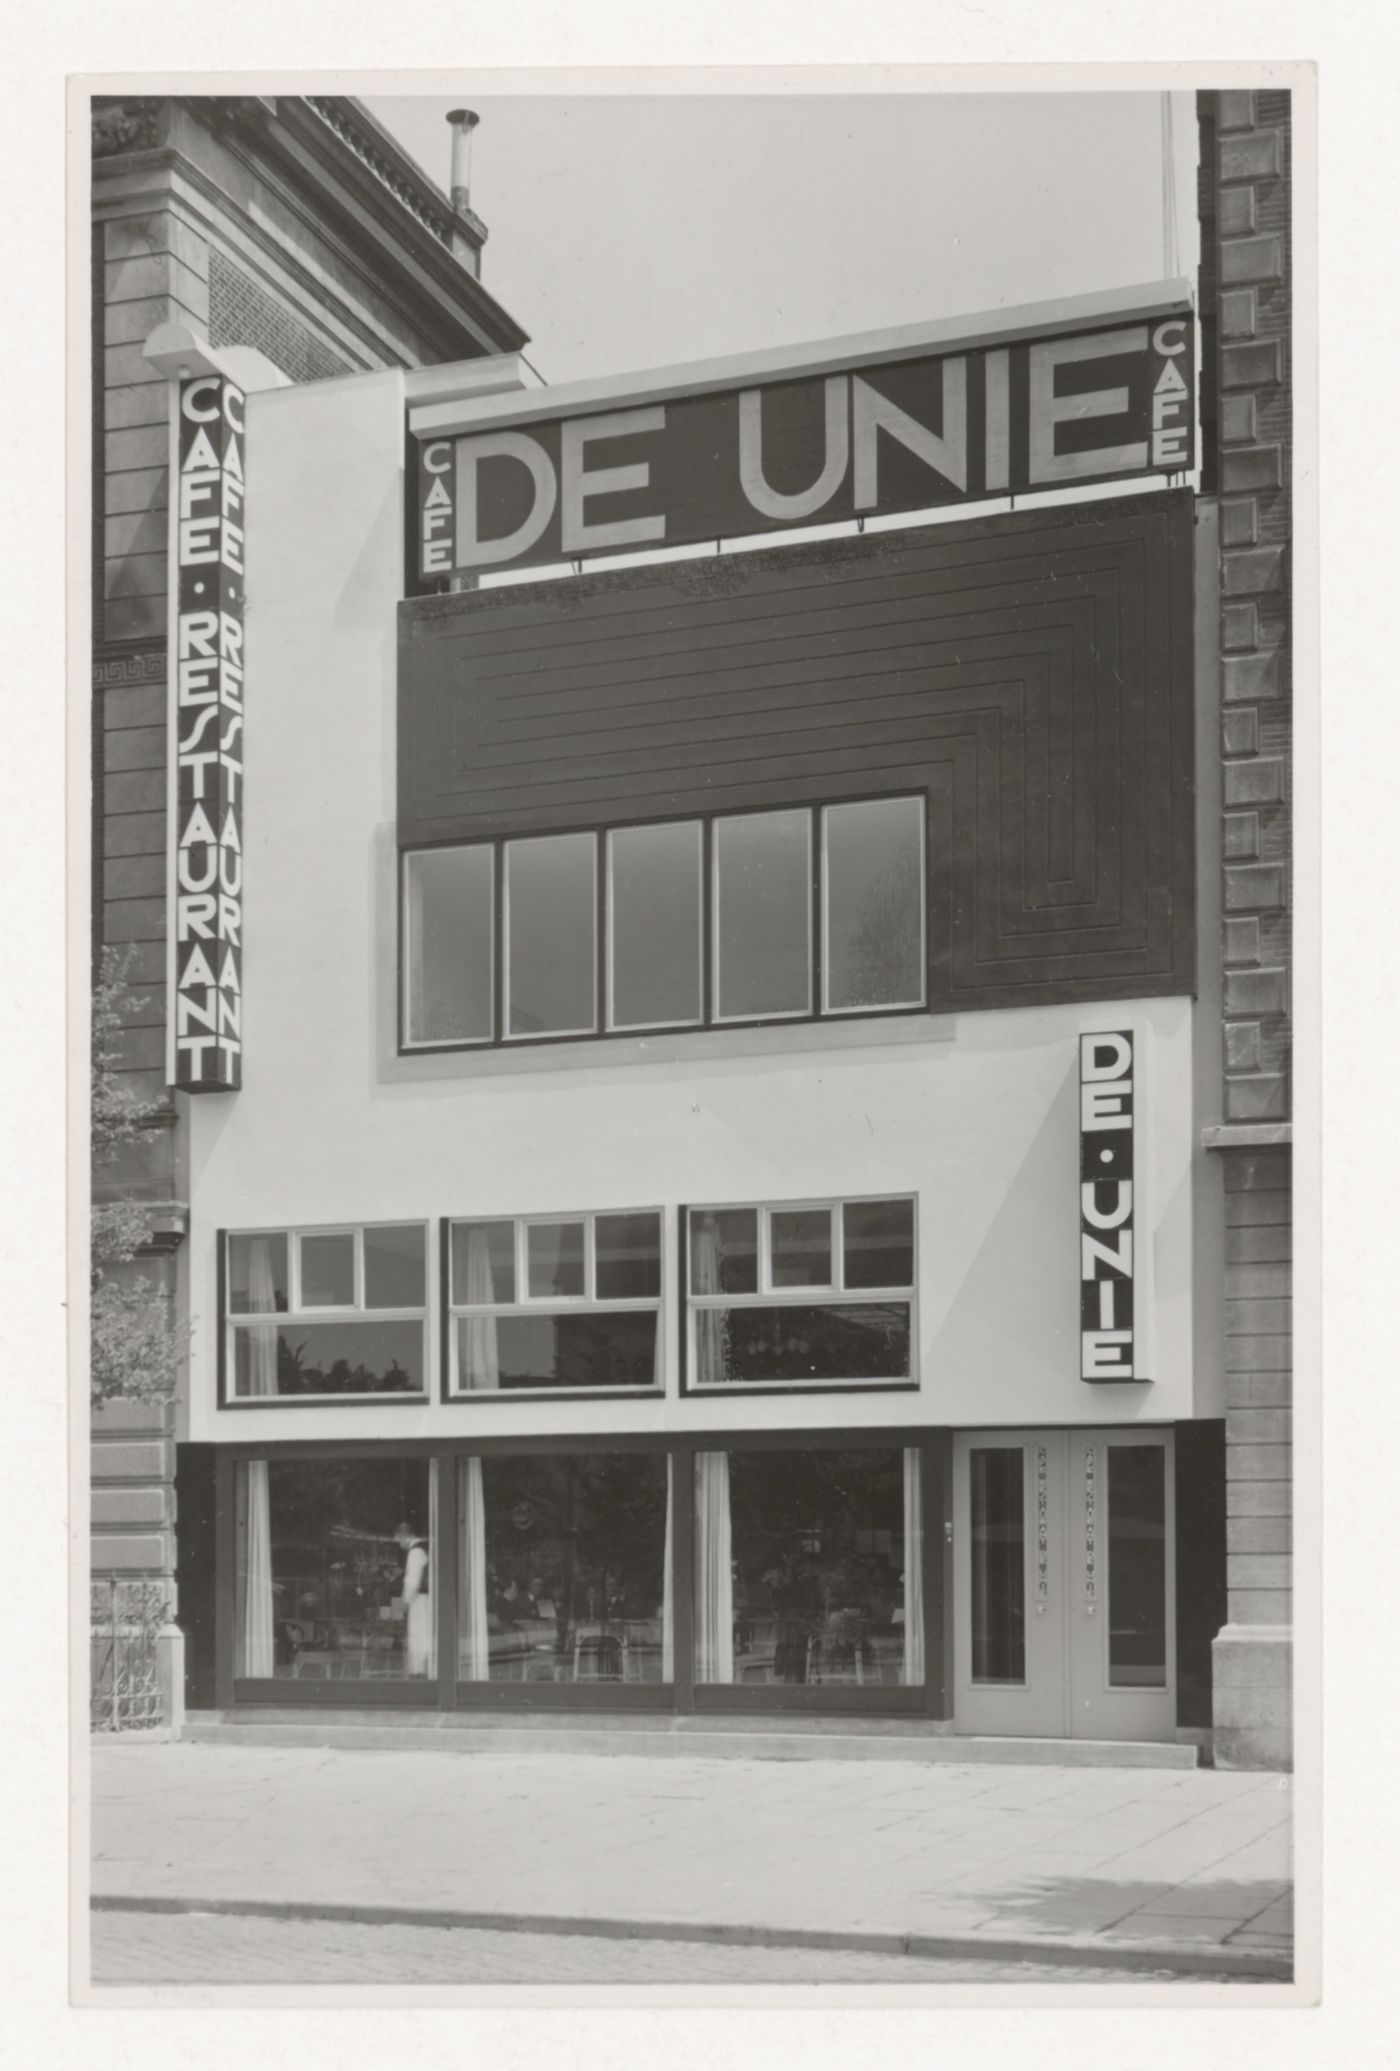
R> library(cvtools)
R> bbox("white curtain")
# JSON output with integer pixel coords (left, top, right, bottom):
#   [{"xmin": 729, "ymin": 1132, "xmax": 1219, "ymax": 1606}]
[
  {"xmin": 903, "ymin": 1448, "xmax": 925, "ymax": 1686},
  {"xmin": 661, "ymin": 1456, "xmax": 674, "ymax": 1682},
  {"xmin": 462, "ymin": 1228, "xmax": 500, "ymax": 1392},
  {"xmin": 241, "ymin": 1463, "xmax": 274, "ymax": 1677},
  {"xmin": 692, "ymin": 1216, "xmax": 729, "ymax": 1386},
  {"xmin": 239, "ymin": 1238, "xmax": 277, "ymax": 1676},
  {"xmin": 459, "ymin": 1457, "xmax": 490, "ymax": 1679},
  {"xmin": 424, "ymin": 1461, "xmax": 439, "ymax": 1679},
  {"xmin": 695, "ymin": 1451, "xmax": 734, "ymax": 1683}
]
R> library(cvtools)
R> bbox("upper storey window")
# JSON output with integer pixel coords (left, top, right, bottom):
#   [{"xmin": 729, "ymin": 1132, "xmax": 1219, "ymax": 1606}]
[
  {"xmin": 224, "ymin": 1224, "xmax": 429, "ymax": 1401},
  {"xmin": 402, "ymin": 793, "xmax": 926, "ymax": 1050}
]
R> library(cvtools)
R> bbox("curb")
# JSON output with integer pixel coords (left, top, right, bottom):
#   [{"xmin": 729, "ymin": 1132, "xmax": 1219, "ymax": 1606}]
[{"xmin": 90, "ymin": 1893, "xmax": 1292, "ymax": 1982}]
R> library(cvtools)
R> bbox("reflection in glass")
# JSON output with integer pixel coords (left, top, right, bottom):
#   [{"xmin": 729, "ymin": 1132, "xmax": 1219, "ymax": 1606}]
[
  {"xmin": 1107, "ymin": 1446, "xmax": 1168, "ymax": 1688},
  {"xmin": 404, "ymin": 845, "xmax": 493, "ymax": 1044},
  {"xmin": 770, "ymin": 1209, "xmax": 832, "ymax": 1288},
  {"xmin": 528, "ymin": 1221, "xmax": 585, "ymax": 1299},
  {"xmin": 608, "ymin": 821, "xmax": 702, "ymax": 1029},
  {"xmin": 233, "ymin": 1319, "xmax": 423, "ymax": 1397},
  {"xmin": 363, "ymin": 1226, "xmax": 426, "ymax": 1309},
  {"xmin": 693, "ymin": 1303, "xmax": 911, "ymax": 1385},
  {"xmin": 595, "ymin": 1213, "xmax": 662, "ymax": 1300},
  {"xmin": 694, "ymin": 1447, "xmax": 922, "ymax": 1686},
  {"xmin": 300, "ymin": 1233, "xmax": 354, "ymax": 1308},
  {"xmin": 458, "ymin": 1312, "xmax": 658, "ymax": 1392},
  {"xmin": 460, "ymin": 1454, "xmax": 670, "ymax": 1683},
  {"xmin": 823, "ymin": 797, "xmax": 925, "ymax": 1011},
  {"xmin": 714, "ymin": 810, "xmax": 811, "ymax": 1019},
  {"xmin": 236, "ymin": 1457, "xmax": 434, "ymax": 1681},
  {"xmin": 970, "ymin": 1448, "xmax": 1025, "ymax": 1684},
  {"xmin": 843, "ymin": 1199, "xmax": 916, "ymax": 1289},
  {"xmin": 505, "ymin": 833, "xmax": 596, "ymax": 1037}
]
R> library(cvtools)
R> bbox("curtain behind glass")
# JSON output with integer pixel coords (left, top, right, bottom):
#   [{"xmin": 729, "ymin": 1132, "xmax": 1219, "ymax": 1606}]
[
  {"xmin": 463, "ymin": 1228, "xmax": 500, "ymax": 1391},
  {"xmin": 240, "ymin": 1463, "xmax": 274, "ymax": 1676},
  {"xmin": 692, "ymin": 1215, "xmax": 729, "ymax": 1386},
  {"xmin": 903, "ymin": 1449, "xmax": 925, "ymax": 1686},
  {"xmin": 246, "ymin": 1236, "xmax": 278, "ymax": 1396},
  {"xmin": 695, "ymin": 1451, "xmax": 734, "ymax": 1681},
  {"xmin": 459, "ymin": 1458, "xmax": 489, "ymax": 1678}
]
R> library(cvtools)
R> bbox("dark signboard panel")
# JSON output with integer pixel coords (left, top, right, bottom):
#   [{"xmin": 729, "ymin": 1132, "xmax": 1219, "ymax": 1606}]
[
  {"xmin": 398, "ymin": 493, "xmax": 1194, "ymax": 1017},
  {"xmin": 416, "ymin": 311, "xmax": 1195, "ymax": 581},
  {"xmin": 170, "ymin": 374, "xmax": 246, "ymax": 1093}
]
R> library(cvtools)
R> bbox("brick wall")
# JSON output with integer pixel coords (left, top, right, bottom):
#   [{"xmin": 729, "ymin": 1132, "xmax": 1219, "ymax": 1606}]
[{"xmin": 209, "ymin": 251, "xmax": 351, "ymax": 383}]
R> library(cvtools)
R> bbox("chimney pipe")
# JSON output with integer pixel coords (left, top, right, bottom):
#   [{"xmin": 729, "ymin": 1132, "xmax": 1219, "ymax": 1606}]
[{"xmin": 447, "ymin": 108, "xmax": 480, "ymax": 217}]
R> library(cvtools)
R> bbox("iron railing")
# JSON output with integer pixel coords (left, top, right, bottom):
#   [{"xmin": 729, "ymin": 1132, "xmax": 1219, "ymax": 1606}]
[{"xmin": 90, "ymin": 1579, "xmax": 167, "ymax": 1732}]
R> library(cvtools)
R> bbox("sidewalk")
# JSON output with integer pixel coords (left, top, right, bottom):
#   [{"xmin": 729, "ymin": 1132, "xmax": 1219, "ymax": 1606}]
[{"xmin": 90, "ymin": 1741, "xmax": 1293, "ymax": 1980}]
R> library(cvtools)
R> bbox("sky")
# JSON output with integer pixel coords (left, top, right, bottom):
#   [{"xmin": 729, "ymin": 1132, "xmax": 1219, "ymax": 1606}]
[{"xmin": 369, "ymin": 91, "xmax": 1199, "ymax": 387}]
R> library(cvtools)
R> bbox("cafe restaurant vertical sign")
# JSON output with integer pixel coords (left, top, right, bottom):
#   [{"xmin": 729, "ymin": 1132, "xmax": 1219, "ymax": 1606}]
[
  {"xmin": 168, "ymin": 374, "xmax": 245, "ymax": 1092},
  {"xmin": 416, "ymin": 307, "xmax": 1195, "ymax": 579}
]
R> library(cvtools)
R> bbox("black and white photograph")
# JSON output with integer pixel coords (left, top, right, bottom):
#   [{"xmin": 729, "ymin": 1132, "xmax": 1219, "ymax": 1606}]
[{"xmin": 61, "ymin": 56, "xmax": 1322, "ymax": 2020}]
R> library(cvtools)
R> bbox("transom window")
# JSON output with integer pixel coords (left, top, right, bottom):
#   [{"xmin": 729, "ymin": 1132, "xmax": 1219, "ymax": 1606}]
[
  {"xmin": 447, "ymin": 1209, "xmax": 664, "ymax": 1397},
  {"xmin": 224, "ymin": 1224, "xmax": 428, "ymax": 1400},
  {"xmin": 685, "ymin": 1196, "xmax": 917, "ymax": 1392},
  {"xmin": 402, "ymin": 793, "xmax": 926, "ymax": 1049}
]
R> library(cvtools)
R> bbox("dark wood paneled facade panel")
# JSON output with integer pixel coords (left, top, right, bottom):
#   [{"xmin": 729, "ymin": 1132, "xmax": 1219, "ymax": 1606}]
[{"xmin": 399, "ymin": 495, "xmax": 1195, "ymax": 1012}]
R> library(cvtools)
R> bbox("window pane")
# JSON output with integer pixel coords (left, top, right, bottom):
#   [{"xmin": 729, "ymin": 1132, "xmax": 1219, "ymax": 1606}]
[
  {"xmin": 823, "ymin": 797, "xmax": 924, "ymax": 1011},
  {"xmin": 451, "ymin": 1220, "xmax": 516, "ymax": 1306},
  {"xmin": 689, "ymin": 1208, "xmax": 758, "ymax": 1295},
  {"xmin": 505, "ymin": 834, "xmax": 596, "ymax": 1037},
  {"xmin": 363, "ymin": 1226, "xmax": 426, "ymax": 1309},
  {"xmin": 694, "ymin": 1303, "xmax": 910, "ymax": 1385},
  {"xmin": 843, "ymin": 1199, "xmax": 915, "ymax": 1289},
  {"xmin": 527, "ymin": 1221, "xmax": 585, "ymax": 1299},
  {"xmin": 404, "ymin": 846, "xmax": 493, "ymax": 1044},
  {"xmin": 300, "ymin": 1233, "xmax": 354, "ymax": 1308},
  {"xmin": 714, "ymin": 809, "xmax": 811, "ymax": 1019},
  {"xmin": 228, "ymin": 1233, "xmax": 289, "ymax": 1315},
  {"xmin": 1107, "ymin": 1446, "xmax": 1168, "ymax": 1688},
  {"xmin": 770, "ymin": 1208, "xmax": 832, "ymax": 1288},
  {"xmin": 608, "ymin": 822, "xmax": 702, "ymax": 1029},
  {"xmin": 595, "ymin": 1212, "xmax": 661, "ymax": 1300},
  {"xmin": 970, "ymin": 1448, "xmax": 1025, "ymax": 1684},
  {"xmin": 460, "ymin": 1312, "xmax": 659, "ymax": 1392},
  {"xmin": 233, "ymin": 1320, "xmax": 423, "ymax": 1397},
  {"xmin": 695, "ymin": 1448, "xmax": 918, "ymax": 1686},
  {"xmin": 237, "ymin": 1457, "xmax": 433, "ymax": 1680},
  {"xmin": 461, "ymin": 1454, "xmax": 669, "ymax": 1682}
]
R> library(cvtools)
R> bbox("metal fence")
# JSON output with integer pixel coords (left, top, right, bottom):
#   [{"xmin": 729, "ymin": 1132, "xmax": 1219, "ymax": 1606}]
[{"xmin": 90, "ymin": 1579, "xmax": 167, "ymax": 1732}]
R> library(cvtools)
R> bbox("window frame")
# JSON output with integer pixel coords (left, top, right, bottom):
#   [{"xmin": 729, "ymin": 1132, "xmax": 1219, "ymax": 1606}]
[
  {"xmin": 681, "ymin": 1191, "xmax": 919, "ymax": 1398},
  {"xmin": 220, "ymin": 1221, "xmax": 431, "ymax": 1408},
  {"xmin": 398, "ymin": 788, "xmax": 930, "ymax": 1056},
  {"xmin": 443, "ymin": 1206, "xmax": 667, "ymax": 1403}
]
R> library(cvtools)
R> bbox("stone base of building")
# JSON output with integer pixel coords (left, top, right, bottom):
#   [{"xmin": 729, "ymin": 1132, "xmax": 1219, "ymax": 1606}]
[{"xmin": 1211, "ymin": 1623, "xmax": 1292, "ymax": 1769}]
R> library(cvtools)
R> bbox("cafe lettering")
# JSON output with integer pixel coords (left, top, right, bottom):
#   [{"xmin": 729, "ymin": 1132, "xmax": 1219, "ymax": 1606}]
[{"xmin": 418, "ymin": 310, "xmax": 1194, "ymax": 578}]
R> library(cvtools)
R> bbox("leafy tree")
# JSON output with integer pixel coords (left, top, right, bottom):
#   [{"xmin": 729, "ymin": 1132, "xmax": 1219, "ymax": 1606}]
[{"xmin": 90, "ymin": 950, "xmax": 189, "ymax": 1405}]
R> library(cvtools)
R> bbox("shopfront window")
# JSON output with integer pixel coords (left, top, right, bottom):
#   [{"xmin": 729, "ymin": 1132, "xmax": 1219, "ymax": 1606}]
[
  {"xmin": 447, "ymin": 1210, "xmax": 663, "ymax": 1396},
  {"xmin": 686, "ymin": 1197, "xmax": 916, "ymax": 1389},
  {"xmin": 458, "ymin": 1453, "xmax": 671, "ymax": 1684},
  {"xmin": 694, "ymin": 1447, "xmax": 922, "ymax": 1687},
  {"xmin": 225, "ymin": 1225, "xmax": 428, "ymax": 1399},
  {"xmin": 235, "ymin": 1457, "xmax": 435, "ymax": 1681}
]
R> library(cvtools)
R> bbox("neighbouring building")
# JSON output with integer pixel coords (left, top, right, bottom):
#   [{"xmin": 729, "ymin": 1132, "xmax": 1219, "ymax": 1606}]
[
  {"xmin": 90, "ymin": 92, "xmax": 527, "ymax": 1724},
  {"xmin": 98, "ymin": 92, "xmax": 1293, "ymax": 1768}
]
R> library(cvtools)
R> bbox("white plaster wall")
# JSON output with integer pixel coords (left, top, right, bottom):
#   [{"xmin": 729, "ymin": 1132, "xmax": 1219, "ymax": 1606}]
[{"xmin": 186, "ymin": 370, "xmax": 1203, "ymax": 1447}]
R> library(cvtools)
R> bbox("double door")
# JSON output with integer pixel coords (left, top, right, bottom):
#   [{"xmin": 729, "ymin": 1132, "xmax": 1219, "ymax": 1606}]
[{"xmin": 951, "ymin": 1429, "xmax": 1176, "ymax": 1743}]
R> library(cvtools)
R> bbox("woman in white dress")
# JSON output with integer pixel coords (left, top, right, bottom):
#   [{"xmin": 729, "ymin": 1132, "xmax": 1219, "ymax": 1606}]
[{"xmin": 394, "ymin": 1523, "xmax": 432, "ymax": 1676}]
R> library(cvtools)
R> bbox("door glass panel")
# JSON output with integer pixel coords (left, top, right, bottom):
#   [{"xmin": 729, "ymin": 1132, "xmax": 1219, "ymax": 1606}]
[
  {"xmin": 608, "ymin": 821, "xmax": 702, "ymax": 1029},
  {"xmin": 970, "ymin": 1447, "xmax": 1025, "ymax": 1684},
  {"xmin": 1106, "ymin": 1445, "xmax": 1168, "ymax": 1688}
]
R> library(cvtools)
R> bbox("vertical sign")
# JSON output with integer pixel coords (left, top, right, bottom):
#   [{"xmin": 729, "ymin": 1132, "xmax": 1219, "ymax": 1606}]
[
  {"xmin": 169, "ymin": 374, "xmax": 245, "ymax": 1092},
  {"xmin": 1079, "ymin": 1030, "xmax": 1140, "ymax": 1382}
]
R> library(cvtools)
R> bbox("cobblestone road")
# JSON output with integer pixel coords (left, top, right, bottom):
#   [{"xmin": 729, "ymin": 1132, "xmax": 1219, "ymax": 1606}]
[{"xmin": 90, "ymin": 1910, "xmax": 1258, "ymax": 1987}]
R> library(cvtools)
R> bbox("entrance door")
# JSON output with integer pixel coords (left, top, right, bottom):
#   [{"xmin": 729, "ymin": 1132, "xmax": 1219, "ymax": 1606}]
[{"xmin": 951, "ymin": 1430, "xmax": 1176, "ymax": 1742}]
